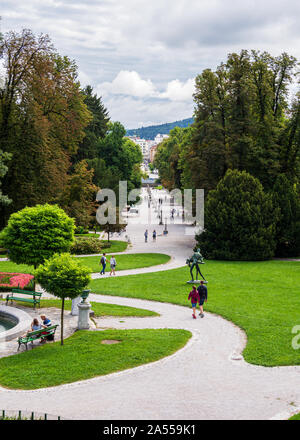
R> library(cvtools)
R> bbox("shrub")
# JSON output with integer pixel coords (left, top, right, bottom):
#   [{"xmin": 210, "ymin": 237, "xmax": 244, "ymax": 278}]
[
  {"xmin": 196, "ymin": 169, "xmax": 278, "ymax": 260},
  {"xmin": 75, "ymin": 226, "xmax": 89, "ymax": 235},
  {"xmin": 101, "ymin": 241, "xmax": 112, "ymax": 249},
  {"xmin": 0, "ymin": 204, "xmax": 75, "ymax": 269},
  {"xmin": 71, "ymin": 237, "xmax": 103, "ymax": 255}
]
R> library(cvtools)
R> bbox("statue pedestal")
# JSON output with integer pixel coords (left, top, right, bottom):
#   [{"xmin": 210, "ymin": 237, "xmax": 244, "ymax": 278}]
[
  {"xmin": 77, "ymin": 302, "xmax": 91, "ymax": 330},
  {"xmin": 186, "ymin": 280, "xmax": 208, "ymax": 284},
  {"xmin": 71, "ymin": 296, "xmax": 81, "ymax": 316}
]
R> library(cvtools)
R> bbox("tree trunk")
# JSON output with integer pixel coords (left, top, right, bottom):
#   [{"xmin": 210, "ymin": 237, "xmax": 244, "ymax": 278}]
[
  {"xmin": 107, "ymin": 231, "xmax": 110, "ymax": 242},
  {"xmin": 60, "ymin": 297, "xmax": 64, "ymax": 346},
  {"xmin": 33, "ymin": 264, "xmax": 37, "ymax": 291}
]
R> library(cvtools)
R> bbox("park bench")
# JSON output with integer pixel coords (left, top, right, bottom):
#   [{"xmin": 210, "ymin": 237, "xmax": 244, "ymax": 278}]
[
  {"xmin": 17, "ymin": 324, "xmax": 59, "ymax": 351},
  {"xmin": 6, "ymin": 288, "xmax": 42, "ymax": 309}
]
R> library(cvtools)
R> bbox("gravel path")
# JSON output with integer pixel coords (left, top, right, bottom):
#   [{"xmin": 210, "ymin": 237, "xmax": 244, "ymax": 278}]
[{"xmin": 0, "ymin": 188, "xmax": 299, "ymax": 420}]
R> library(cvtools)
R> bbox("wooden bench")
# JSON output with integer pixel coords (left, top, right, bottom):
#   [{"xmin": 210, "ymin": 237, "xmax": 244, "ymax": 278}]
[
  {"xmin": 17, "ymin": 324, "xmax": 59, "ymax": 351},
  {"xmin": 6, "ymin": 289, "xmax": 42, "ymax": 309}
]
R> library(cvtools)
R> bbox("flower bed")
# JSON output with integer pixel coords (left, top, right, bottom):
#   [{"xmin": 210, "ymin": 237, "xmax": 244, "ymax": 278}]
[{"xmin": 0, "ymin": 272, "xmax": 34, "ymax": 291}]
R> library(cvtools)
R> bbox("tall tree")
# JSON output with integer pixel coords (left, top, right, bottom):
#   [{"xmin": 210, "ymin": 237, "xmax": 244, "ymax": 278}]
[
  {"xmin": 272, "ymin": 174, "xmax": 300, "ymax": 257},
  {"xmin": 196, "ymin": 169, "xmax": 278, "ymax": 260},
  {"xmin": 60, "ymin": 160, "xmax": 98, "ymax": 229},
  {"xmin": 0, "ymin": 29, "xmax": 91, "ymax": 227},
  {"xmin": 73, "ymin": 85, "xmax": 110, "ymax": 163},
  {"xmin": 0, "ymin": 149, "xmax": 11, "ymax": 206},
  {"xmin": 180, "ymin": 50, "xmax": 299, "ymax": 193}
]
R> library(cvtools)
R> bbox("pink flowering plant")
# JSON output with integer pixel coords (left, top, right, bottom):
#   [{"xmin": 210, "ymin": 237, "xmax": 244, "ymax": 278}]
[{"xmin": 0, "ymin": 272, "xmax": 34, "ymax": 291}]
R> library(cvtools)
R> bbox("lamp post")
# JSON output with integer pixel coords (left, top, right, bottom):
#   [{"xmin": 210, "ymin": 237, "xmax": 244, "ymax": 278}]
[
  {"xmin": 164, "ymin": 217, "xmax": 168, "ymax": 234},
  {"xmin": 159, "ymin": 209, "xmax": 163, "ymax": 225}
]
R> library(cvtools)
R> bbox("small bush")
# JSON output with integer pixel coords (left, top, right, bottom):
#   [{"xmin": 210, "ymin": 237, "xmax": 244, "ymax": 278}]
[
  {"xmin": 75, "ymin": 226, "xmax": 89, "ymax": 235},
  {"xmin": 101, "ymin": 241, "xmax": 112, "ymax": 249},
  {"xmin": 71, "ymin": 237, "xmax": 103, "ymax": 255}
]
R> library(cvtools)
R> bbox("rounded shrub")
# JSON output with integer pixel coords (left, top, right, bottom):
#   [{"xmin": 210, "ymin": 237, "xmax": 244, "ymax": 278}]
[
  {"xmin": 0, "ymin": 204, "xmax": 75, "ymax": 268},
  {"xmin": 196, "ymin": 169, "xmax": 278, "ymax": 260},
  {"xmin": 71, "ymin": 236, "xmax": 103, "ymax": 255}
]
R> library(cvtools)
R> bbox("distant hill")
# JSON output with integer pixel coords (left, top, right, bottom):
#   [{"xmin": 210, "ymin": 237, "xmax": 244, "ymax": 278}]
[{"xmin": 126, "ymin": 117, "xmax": 194, "ymax": 140}]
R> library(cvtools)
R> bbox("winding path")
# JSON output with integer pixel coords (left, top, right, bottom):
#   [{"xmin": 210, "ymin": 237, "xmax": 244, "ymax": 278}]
[{"xmin": 0, "ymin": 189, "xmax": 299, "ymax": 420}]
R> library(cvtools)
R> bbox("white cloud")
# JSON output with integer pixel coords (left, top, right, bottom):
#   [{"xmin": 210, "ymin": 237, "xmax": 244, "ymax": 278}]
[
  {"xmin": 159, "ymin": 78, "xmax": 195, "ymax": 101},
  {"xmin": 1, "ymin": 0, "xmax": 299, "ymax": 127},
  {"xmin": 99, "ymin": 71, "xmax": 157, "ymax": 98}
]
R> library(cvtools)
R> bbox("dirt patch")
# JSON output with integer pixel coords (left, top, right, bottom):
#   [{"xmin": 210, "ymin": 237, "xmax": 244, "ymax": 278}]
[{"xmin": 101, "ymin": 339, "xmax": 121, "ymax": 345}]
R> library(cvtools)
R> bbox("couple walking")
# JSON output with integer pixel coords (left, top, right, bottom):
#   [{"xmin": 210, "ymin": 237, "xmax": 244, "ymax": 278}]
[
  {"xmin": 188, "ymin": 281, "xmax": 207, "ymax": 319},
  {"xmin": 100, "ymin": 253, "xmax": 117, "ymax": 276},
  {"xmin": 144, "ymin": 229, "xmax": 156, "ymax": 242}
]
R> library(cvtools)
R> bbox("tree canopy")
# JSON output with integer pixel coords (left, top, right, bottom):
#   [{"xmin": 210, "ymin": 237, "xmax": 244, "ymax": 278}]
[
  {"xmin": 196, "ymin": 169, "xmax": 278, "ymax": 260},
  {"xmin": 35, "ymin": 253, "xmax": 91, "ymax": 344},
  {"xmin": 0, "ymin": 204, "xmax": 75, "ymax": 268}
]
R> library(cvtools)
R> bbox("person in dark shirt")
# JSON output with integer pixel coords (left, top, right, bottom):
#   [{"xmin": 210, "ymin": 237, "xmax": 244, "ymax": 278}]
[
  {"xmin": 100, "ymin": 253, "xmax": 106, "ymax": 275},
  {"xmin": 197, "ymin": 281, "xmax": 207, "ymax": 318},
  {"xmin": 188, "ymin": 285, "xmax": 200, "ymax": 319},
  {"xmin": 40, "ymin": 315, "xmax": 53, "ymax": 342},
  {"xmin": 40, "ymin": 315, "xmax": 51, "ymax": 327}
]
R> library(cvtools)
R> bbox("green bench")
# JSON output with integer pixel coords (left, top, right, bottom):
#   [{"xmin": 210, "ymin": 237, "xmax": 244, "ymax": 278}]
[
  {"xmin": 6, "ymin": 289, "xmax": 42, "ymax": 309},
  {"xmin": 17, "ymin": 324, "xmax": 59, "ymax": 351}
]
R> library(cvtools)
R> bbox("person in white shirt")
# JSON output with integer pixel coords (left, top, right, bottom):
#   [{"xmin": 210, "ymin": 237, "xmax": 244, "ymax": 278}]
[{"xmin": 110, "ymin": 255, "xmax": 117, "ymax": 276}]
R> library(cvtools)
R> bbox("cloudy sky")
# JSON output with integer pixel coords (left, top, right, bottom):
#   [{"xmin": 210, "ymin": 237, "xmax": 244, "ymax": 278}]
[{"xmin": 1, "ymin": 0, "xmax": 300, "ymax": 128}]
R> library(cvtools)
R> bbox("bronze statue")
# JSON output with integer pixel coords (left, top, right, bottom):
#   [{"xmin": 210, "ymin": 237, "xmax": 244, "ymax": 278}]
[{"xmin": 186, "ymin": 248, "xmax": 207, "ymax": 282}]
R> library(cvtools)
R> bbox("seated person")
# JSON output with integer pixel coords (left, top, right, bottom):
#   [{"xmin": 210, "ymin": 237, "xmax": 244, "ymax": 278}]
[
  {"xmin": 40, "ymin": 315, "xmax": 51, "ymax": 328},
  {"xmin": 40, "ymin": 314, "xmax": 54, "ymax": 342},
  {"xmin": 24, "ymin": 318, "xmax": 41, "ymax": 336},
  {"xmin": 30, "ymin": 318, "xmax": 41, "ymax": 332}
]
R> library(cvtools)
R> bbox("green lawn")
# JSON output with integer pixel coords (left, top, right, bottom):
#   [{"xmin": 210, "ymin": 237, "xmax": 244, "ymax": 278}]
[
  {"xmin": 89, "ymin": 260, "xmax": 300, "ymax": 367},
  {"xmin": 0, "ymin": 329, "xmax": 191, "ymax": 389},
  {"xmin": 0, "ymin": 252, "xmax": 170, "ymax": 275},
  {"xmin": 76, "ymin": 253, "xmax": 170, "ymax": 272},
  {"xmin": 101, "ymin": 240, "xmax": 128, "ymax": 253},
  {"xmin": 289, "ymin": 413, "xmax": 300, "ymax": 420},
  {"xmin": 2, "ymin": 298, "xmax": 158, "ymax": 317}
]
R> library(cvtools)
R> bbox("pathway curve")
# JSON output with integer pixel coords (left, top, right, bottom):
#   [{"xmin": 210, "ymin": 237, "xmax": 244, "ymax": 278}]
[
  {"xmin": 0, "ymin": 188, "xmax": 299, "ymax": 420},
  {"xmin": 0, "ymin": 293, "xmax": 299, "ymax": 420}
]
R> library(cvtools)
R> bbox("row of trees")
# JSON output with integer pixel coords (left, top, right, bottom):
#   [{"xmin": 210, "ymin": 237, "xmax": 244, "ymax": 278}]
[
  {"xmin": 0, "ymin": 29, "xmax": 143, "ymax": 230},
  {"xmin": 154, "ymin": 50, "xmax": 300, "ymax": 258}
]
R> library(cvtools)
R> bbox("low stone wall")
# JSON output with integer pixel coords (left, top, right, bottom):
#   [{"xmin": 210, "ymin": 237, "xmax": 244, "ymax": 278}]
[{"xmin": 0, "ymin": 305, "xmax": 32, "ymax": 342}]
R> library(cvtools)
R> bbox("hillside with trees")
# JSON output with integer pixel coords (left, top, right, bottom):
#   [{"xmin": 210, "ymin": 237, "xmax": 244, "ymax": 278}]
[{"xmin": 126, "ymin": 118, "xmax": 194, "ymax": 140}]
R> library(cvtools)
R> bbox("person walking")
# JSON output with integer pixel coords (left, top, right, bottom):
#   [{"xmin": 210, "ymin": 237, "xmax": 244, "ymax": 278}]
[
  {"xmin": 144, "ymin": 229, "xmax": 148, "ymax": 242},
  {"xmin": 197, "ymin": 280, "xmax": 208, "ymax": 318},
  {"xmin": 110, "ymin": 255, "xmax": 117, "ymax": 276},
  {"xmin": 100, "ymin": 253, "xmax": 107, "ymax": 275},
  {"xmin": 152, "ymin": 230, "xmax": 156, "ymax": 241},
  {"xmin": 188, "ymin": 285, "xmax": 200, "ymax": 319}
]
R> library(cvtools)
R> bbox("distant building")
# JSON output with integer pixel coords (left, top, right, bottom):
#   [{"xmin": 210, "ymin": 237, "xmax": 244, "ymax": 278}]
[
  {"xmin": 126, "ymin": 133, "xmax": 169, "ymax": 162},
  {"xmin": 154, "ymin": 134, "xmax": 169, "ymax": 145},
  {"xmin": 150, "ymin": 144, "xmax": 158, "ymax": 162}
]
